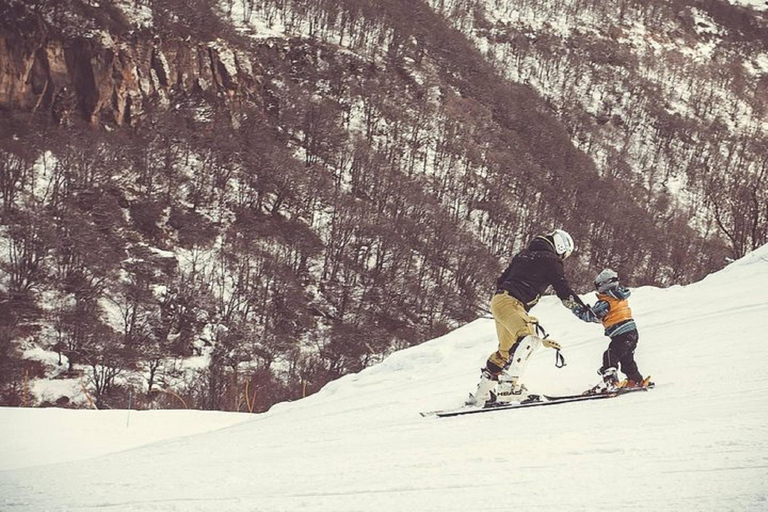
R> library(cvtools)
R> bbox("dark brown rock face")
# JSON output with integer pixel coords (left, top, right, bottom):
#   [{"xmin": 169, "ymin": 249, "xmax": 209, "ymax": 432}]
[{"xmin": 0, "ymin": 31, "xmax": 258, "ymax": 126}]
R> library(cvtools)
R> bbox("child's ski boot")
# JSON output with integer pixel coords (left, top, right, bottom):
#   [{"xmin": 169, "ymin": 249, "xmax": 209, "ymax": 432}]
[
  {"xmin": 617, "ymin": 375, "xmax": 654, "ymax": 390},
  {"xmin": 584, "ymin": 367, "xmax": 620, "ymax": 395}
]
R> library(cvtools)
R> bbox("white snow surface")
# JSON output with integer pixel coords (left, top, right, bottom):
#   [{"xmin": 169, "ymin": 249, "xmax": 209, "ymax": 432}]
[
  {"xmin": 730, "ymin": 0, "xmax": 768, "ymax": 11},
  {"xmin": 2, "ymin": 245, "xmax": 768, "ymax": 511}
]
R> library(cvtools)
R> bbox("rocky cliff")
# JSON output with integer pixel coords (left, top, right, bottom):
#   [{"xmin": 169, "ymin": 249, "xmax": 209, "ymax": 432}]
[{"xmin": 0, "ymin": 28, "xmax": 258, "ymax": 127}]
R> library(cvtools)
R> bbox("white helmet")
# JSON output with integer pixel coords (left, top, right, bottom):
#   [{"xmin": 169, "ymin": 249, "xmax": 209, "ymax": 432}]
[
  {"xmin": 595, "ymin": 268, "xmax": 619, "ymax": 293},
  {"xmin": 550, "ymin": 229, "xmax": 574, "ymax": 259}
]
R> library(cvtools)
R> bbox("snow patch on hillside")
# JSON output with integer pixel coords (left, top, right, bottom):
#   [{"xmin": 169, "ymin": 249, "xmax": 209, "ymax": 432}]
[
  {"xmin": 115, "ymin": 0, "xmax": 154, "ymax": 28},
  {"xmin": 729, "ymin": 0, "xmax": 768, "ymax": 11}
]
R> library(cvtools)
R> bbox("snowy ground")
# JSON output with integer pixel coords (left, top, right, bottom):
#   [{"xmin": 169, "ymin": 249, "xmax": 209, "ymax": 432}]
[
  {"xmin": 2, "ymin": 245, "xmax": 768, "ymax": 511},
  {"xmin": 730, "ymin": 0, "xmax": 768, "ymax": 11}
]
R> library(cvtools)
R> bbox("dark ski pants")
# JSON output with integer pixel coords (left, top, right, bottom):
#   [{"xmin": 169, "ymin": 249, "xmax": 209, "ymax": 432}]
[{"xmin": 601, "ymin": 329, "xmax": 643, "ymax": 382}]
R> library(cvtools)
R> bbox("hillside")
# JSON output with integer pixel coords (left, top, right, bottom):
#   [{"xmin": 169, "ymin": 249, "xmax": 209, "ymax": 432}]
[
  {"xmin": 430, "ymin": 0, "xmax": 768, "ymax": 258},
  {"xmin": 0, "ymin": 0, "xmax": 763, "ymax": 412},
  {"xmin": 2, "ymin": 244, "xmax": 768, "ymax": 511}
]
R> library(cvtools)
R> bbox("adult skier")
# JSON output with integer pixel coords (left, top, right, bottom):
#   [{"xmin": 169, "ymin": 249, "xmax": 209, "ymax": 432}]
[{"xmin": 467, "ymin": 229, "xmax": 584, "ymax": 406}]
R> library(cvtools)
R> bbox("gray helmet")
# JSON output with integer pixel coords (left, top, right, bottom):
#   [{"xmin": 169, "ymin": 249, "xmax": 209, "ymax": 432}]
[{"xmin": 595, "ymin": 268, "xmax": 619, "ymax": 293}]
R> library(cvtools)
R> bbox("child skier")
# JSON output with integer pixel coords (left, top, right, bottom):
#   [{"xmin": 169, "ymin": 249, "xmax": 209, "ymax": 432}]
[{"xmin": 575, "ymin": 268, "xmax": 652, "ymax": 393}]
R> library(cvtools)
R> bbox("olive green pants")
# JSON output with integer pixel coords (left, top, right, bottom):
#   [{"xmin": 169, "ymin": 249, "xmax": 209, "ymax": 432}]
[{"xmin": 487, "ymin": 292, "xmax": 538, "ymax": 373}]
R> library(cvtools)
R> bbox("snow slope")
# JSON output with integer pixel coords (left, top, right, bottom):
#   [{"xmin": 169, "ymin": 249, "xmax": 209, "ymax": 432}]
[
  {"xmin": 731, "ymin": 0, "xmax": 768, "ymax": 11},
  {"xmin": 2, "ymin": 246, "xmax": 768, "ymax": 511}
]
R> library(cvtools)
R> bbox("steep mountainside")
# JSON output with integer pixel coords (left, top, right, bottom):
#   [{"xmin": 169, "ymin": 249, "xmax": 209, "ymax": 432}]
[
  {"xmin": 0, "ymin": 0, "xmax": 758, "ymax": 411},
  {"xmin": 430, "ymin": 0, "xmax": 768, "ymax": 257}
]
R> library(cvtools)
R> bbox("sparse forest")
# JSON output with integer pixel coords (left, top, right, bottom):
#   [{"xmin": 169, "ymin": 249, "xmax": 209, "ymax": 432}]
[
  {"xmin": 1, "ymin": 0, "xmax": 763, "ymax": 411},
  {"xmin": 430, "ymin": 0, "xmax": 768, "ymax": 262}
]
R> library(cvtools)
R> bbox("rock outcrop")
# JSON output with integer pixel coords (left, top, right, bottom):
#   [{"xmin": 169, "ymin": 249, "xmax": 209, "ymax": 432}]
[{"xmin": 0, "ymin": 30, "xmax": 259, "ymax": 126}]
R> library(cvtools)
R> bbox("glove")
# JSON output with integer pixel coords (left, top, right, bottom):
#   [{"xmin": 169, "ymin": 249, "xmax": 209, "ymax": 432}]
[
  {"xmin": 573, "ymin": 305, "xmax": 595, "ymax": 322},
  {"xmin": 542, "ymin": 338, "xmax": 562, "ymax": 351},
  {"xmin": 591, "ymin": 300, "xmax": 609, "ymax": 319}
]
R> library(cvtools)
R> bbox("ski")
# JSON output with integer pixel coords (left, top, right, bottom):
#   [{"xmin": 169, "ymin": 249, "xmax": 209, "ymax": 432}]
[
  {"xmin": 543, "ymin": 384, "xmax": 654, "ymax": 401},
  {"xmin": 421, "ymin": 392, "xmax": 619, "ymax": 418}
]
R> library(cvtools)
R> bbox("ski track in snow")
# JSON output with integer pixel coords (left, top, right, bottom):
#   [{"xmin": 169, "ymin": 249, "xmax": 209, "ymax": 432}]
[{"xmin": 2, "ymin": 245, "xmax": 768, "ymax": 511}]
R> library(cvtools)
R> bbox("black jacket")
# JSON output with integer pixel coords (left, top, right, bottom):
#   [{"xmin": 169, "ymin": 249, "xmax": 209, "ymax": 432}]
[{"xmin": 496, "ymin": 236, "xmax": 579, "ymax": 311}]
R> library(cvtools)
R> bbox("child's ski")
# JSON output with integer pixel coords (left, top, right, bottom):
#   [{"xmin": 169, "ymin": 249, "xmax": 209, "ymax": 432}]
[
  {"xmin": 421, "ymin": 392, "xmax": 619, "ymax": 418},
  {"xmin": 543, "ymin": 384, "xmax": 654, "ymax": 401}
]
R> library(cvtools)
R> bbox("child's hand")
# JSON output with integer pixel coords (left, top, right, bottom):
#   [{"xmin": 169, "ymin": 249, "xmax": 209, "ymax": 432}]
[
  {"xmin": 592, "ymin": 301, "xmax": 610, "ymax": 319},
  {"xmin": 574, "ymin": 305, "xmax": 597, "ymax": 322}
]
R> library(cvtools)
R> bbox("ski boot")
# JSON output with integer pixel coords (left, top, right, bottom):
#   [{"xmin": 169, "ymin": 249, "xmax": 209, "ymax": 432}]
[
  {"xmin": 494, "ymin": 373, "xmax": 531, "ymax": 404},
  {"xmin": 487, "ymin": 335, "xmax": 542, "ymax": 404},
  {"xmin": 618, "ymin": 375, "xmax": 654, "ymax": 390},
  {"xmin": 584, "ymin": 367, "xmax": 619, "ymax": 395},
  {"xmin": 465, "ymin": 369, "xmax": 497, "ymax": 406}
]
